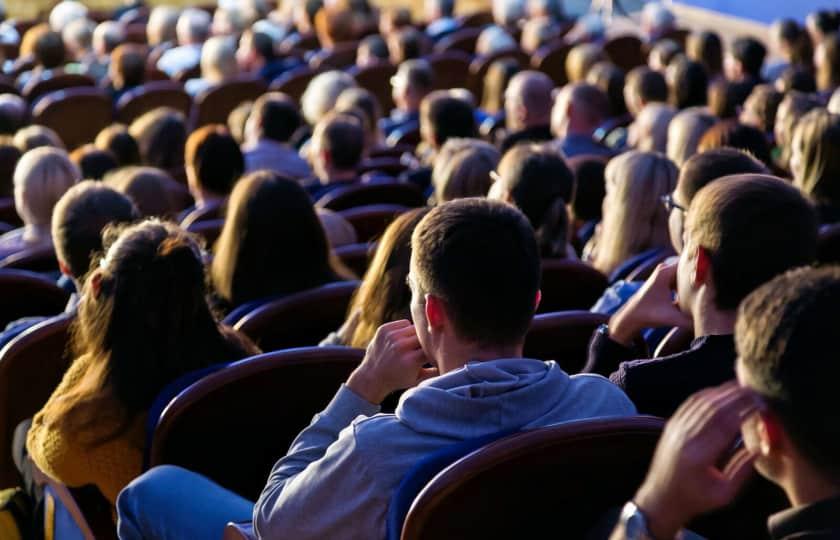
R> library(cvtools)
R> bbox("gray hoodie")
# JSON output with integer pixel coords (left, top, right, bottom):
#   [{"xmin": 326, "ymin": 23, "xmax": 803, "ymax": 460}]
[{"xmin": 253, "ymin": 358, "xmax": 636, "ymax": 539}]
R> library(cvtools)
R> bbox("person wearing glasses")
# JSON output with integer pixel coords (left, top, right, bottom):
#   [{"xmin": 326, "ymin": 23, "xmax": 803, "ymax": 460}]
[{"xmin": 584, "ymin": 174, "xmax": 817, "ymax": 419}]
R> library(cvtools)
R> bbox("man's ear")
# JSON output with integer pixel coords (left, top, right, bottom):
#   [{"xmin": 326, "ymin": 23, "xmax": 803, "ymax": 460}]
[
  {"xmin": 534, "ymin": 289, "xmax": 542, "ymax": 311},
  {"xmin": 425, "ymin": 294, "xmax": 446, "ymax": 330},
  {"xmin": 756, "ymin": 410, "xmax": 786, "ymax": 457},
  {"xmin": 58, "ymin": 259, "xmax": 71, "ymax": 278},
  {"xmin": 694, "ymin": 246, "xmax": 712, "ymax": 287}
]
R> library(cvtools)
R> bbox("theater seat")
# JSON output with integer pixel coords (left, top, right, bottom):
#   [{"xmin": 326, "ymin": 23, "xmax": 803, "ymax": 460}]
[
  {"xmin": 316, "ymin": 181, "xmax": 425, "ymax": 211},
  {"xmin": 0, "ymin": 244, "xmax": 59, "ymax": 273},
  {"xmin": 532, "ymin": 40, "xmax": 573, "ymax": 87},
  {"xmin": 653, "ymin": 326, "xmax": 694, "ymax": 358},
  {"xmin": 468, "ymin": 48, "xmax": 529, "ymax": 99},
  {"xmin": 426, "ymin": 51, "xmax": 472, "ymax": 91},
  {"xmin": 31, "ymin": 87, "xmax": 113, "ymax": 150},
  {"xmin": 396, "ymin": 416, "xmax": 665, "ymax": 539},
  {"xmin": 23, "ymin": 71, "xmax": 95, "ymax": 104},
  {"xmin": 189, "ymin": 76, "xmax": 267, "ymax": 129},
  {"xmin": 348, "ymin": 61, "xmax": 397, "ymax": 113},
  {"xmin": 269, "ymin": 66, "xmax": 324, "ymax": 105},
  {"xmin": 538, "ymin": 258, "xmax": 608, "ymax": 313},
  {"xmin": 0, "ymin": 269, "xmax": 69, "ymax": 328},
  {"xmin": 335, "ymin": 242, "xmax": 374, "ymax": 277},
  {"xmin": 604, "ymin": 35, "xmax": 645, "ymax": 71},
  {"xmin": 39, "ymin": 467, "xmax": 117, "ymax": 540},
  {"xmin": 116, "ymin": 81, "xmax": 192, "ymax": 124},
  {"xmin": 434, "ymin": 27, "xmax": 482, "ymax": 54},
  {"xmin": 309, "ymin": 41, "xmax": 360, "ymax": 70},
  {"xmin": 185, "ymin": 218, "xmax": 225, "ymax": 248},
  {"xmin": 523, "ymin": 311, "xmax": 609, "ymax": 374},
  {"xmin": 357, "ymin": 157, "xmax": 409, "ymax": 178},
  {"xmin": 338, "ymin": 204, "xmax": 408, "ymax": 242},
  {"xmin": 0, "ymin": 198, "xmax": 20, "ymax": 226},
  {"xmin": 223, "ymin": 522, "xmax": 255, "ymax": 540},
  {"xmin": 817, "ymin": 223, "xmax": 840, "ymax": 264},
  {"xmin": 147, "ymin": 346, "xmax": 365, "ymax": 499}
]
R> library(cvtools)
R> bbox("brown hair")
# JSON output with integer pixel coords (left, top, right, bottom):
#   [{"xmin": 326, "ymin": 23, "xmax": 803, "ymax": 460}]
[
  {"xmin": 184, "ymin": 124, "xmax": 244, "ymax": 197},
  {"xmin": 792, "ymin": 109, "xmax": 840, "ymax": 211},
  {"xmin": 110, "ymin": 43, "xmax": 147, "ymax": 90},
  {"xmin": 129, "ymin": 107, "xmax": 186, "ymax": 170},
  {"xmin": 432, "ymin": 140, "xmax": 500, "ymax": 203}
]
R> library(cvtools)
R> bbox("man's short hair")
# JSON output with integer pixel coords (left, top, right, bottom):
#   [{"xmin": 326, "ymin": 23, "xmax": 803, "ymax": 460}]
[
  {"xmin": 412, "ymin": 198, "xmax": 540, "ymax": 347},
  {"xmin": 421, "ymin": 91, "xmax": 477, "ymax": 147},
  {"xmin": 35, "ymin": 31, "xmax": 66, "ymax": 69},
  {"xmin": 731, "ymin": 36, "xmax": 767, "ymax": 78},
  {"xmin": 687, "ymin": 174, "xmax": 817, "ymax": 311},
  {"xmin": 252, "ymin": 93, "xmax": 302, "ymax": 143},
  {"xmin": 568, "ymin": 83, "xmax": 609, "ymax": 126},
  {"xmin": 314, "ymin": 113, "xmax": 364, "ymax": 170},
  {"xmin": 626, "ymin": 66, "xmax": 668, "ymax": 105},
  {"xmin": 396, "ymin": 59, "xmax": 434, "ymax": 94},
  {"xmin": 249, "ymin": 30, "xmax": 275, "ymax": 61},
  {"xmin": 52, "ymin": 181, "xmax": 138, "ymax": 279},
  {"xmin": 677, "ymin": 148, "xmax": 768, "ymax": 204},
  {"xmin": 185, "ymin": 124, "xmax": 244, "ymax": 196},
  {"xmin": 737, "ymin": 266, "xmax": 840, "ymax": 478}
]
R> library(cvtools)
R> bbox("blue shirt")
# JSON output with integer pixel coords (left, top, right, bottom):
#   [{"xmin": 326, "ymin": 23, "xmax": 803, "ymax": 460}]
[{"xmin": 558, "ymin": 134, "xmax": 614, "ymax": 159}]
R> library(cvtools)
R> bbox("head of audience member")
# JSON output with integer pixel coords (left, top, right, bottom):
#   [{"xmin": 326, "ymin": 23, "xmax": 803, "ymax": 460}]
[
  {"xmin": 69, "ymin": 145, "xmax": 118, "ymax": 181},
  {"xmin": 666, "ymin": 108, "xmax": 717, "ymax": 166},
  {"xmin": 42, "ymin": 219, "xmax": 256, "ymax": 445},
  {"xmin": 176, "ymin": 8, "xmax": 212, "ymax": 46},
  {"xmin": 698, "ymin": 120, "xmax": 772, "ymax": 166},
  {"xmin": 588, "ymin": 151, "xmax": 677, "ymax": 275},
  {"xmin": 105, "ymin": 166, "xmax": 181, "ymax": 218},
  {"xmin": 739, "ymin": 84, "xmax": 783, "ymax": 136},
  {"xmin": 568, "ymin": 155, "xmax": 606, "ymax": 227},
  {"xmin": 569, "ymin": 12, "xmax": 606, "ymax": 44},
  {"xmin": 686, "ymin": 30, "xmax": 723, "ymax": 79},
  {"xmin": 527, "ymin": 0, "xmax": 564, "ymax": 20},
  {"xmin": 676, "ymin": 175, "xmax": 816, "ymax": 327},
  {"xmin": 666, "ymin": 57, "xmax": 708, "ymax": 110},
  {"xmin": 480, "ymin": 58, "xmax": 520, "ymax": 115},
  {"xmin": 51, "ymin": 181, "xmax": 138, "ymax": 287},
  {"xmin": 301, "ymin": 70, "xmax": 356, "ymax": 126},
  {"xmin": 93, "ymin": 21, "xmax": 125, "ymax": 59},
  {"xmin": 185, "ymin": 124, "xmax": 243, "ymax": 206},
  {"xmin": 666, "ymin": 148, "xmax": 768, "ymax": 252},
  {"xmin": 706, "ymin": 80, "xmax": 744, "ymax": 120},
  {"xmin": 109, "ymin": 44, "xmax": 146, "ymax": 92},
  {"xmin": 13, "ymin": 126, "xmax": 64, "ymax": 153},
  {"xmin": 735, "ymin": 266, "xmax": 840, "ymax": 505},
  {"xmin": 641, "ymin": 2, "xmax": 676, "ymax": 42},
  {"xmin": 147, "ymin": 6, "xmax": 181, "ymax": 46},
  {"xmin": 236, "ymin": 29, "xmax": 275, "ymax": 73},
  {"xmin": 647, "ymin": 39, "xmax": 681, "ymax": 72},
  {"xmin": 244, "ymin": 92, "xmax": 303, "ymax": 147},
  {"xmin": 424, "ymin": 0, "xmax": 455, "ymax": 23},
  {"xmin": 387, "ymin": 26, "xmax": 429, "ymax": 65},
  {"xmin": 336, "ymin": 87, "xmax": 383, "ymax": 151},
  {"xmin": 34, "ymin": 31, "xmax": 66, "ymax": 70},
  {"xmin": 313, "ymin": 6, "xmax": 357, "ymax": 49},
  {"xmin": 816, "ymin": 32, "xmax": 840, "ymax": 93},
  {"xmin": 725, "ymin": 36, "xmax": 767, "ymax": 83},
  {"xmin": 62, "ymin": 17, "xmax": 95, "ymax": 61},
  {"xmin": 775, "ymin": 92, "xmax": 821, "ymax": 172},
  {"xmin": 490, "ymin": 144, "xmax": 574, "ymax": 258},
  {"xmin": 806, "ymin": 10, "xmax": 840, "ymax": 50},
  {"xmin": 49, "ymin": 1, "xmax": 89, "ymax": 32},
  {"xmin": 290, "ymin": 0, "xmax": 321, "ymax": 35},
  {"xmin": 551, "ymin": 82, "xmax": 608, "ymax": 140},
  {"xmin": 0, "ymin": 144, "xmax": 20, "ymax": 198},
  {"xmin": 0, "ymin": 95, "xmax": 25, "ymax": 136},
  {"xmin": 432, "ymin": 139, "xmax": 499, "ymax": 203},
  {"xmin": 199, "ymin": 35, "xmax": 237, "ymax": 84},
  {"xmin": 129, "ymin": 108, "xmax": 186, "ymax": 171},
  {"xmin": 776, "ymin": 66, "xmax": 817, "ymax": 94},
  {"xmin": 95, "ymin": 125, "xmax": 141, "ymax": 167},
  {"xmin": 791, "ymin": 109, "xmax": 840, "ymax": 221},
  {"xmin": 345, "ymin": 207, "xmax": 430, "ymax": 349},
  {"xmin": 391, "ymin": 59, "xmax": 433, "ymax": 116},
  {"xmin": 769, "ymin": 18, "xmax": 812, "ymax": 69},
  {"xmin": 492, "ymin": 0, "xmax": 526, "ymax": 30},
  {"xmin": 420, "ymin": 91, "xmax": 478, "ymax": 153},
  {"xmin": 628, "ymin": 102, "xmax": 676, "ymax": 153},
  {"xmin": 624, "ymin": 66, "xmax": 668, "ymax": 117},
  {"xmin": 14, "ymin": 147, "xmax": 81, "ymax": 238},
  {"xmin": 379, "ymin": 7, "xmax": 412, "ymax": 37},
  {"xmin": 475, "ymin": 25, "xmax": 516, "ymax": 58},
  {"xmin": 566, "ymin": 43, "xmax": 607, "ymax": 83},
  {"xmin": 521, "ymin": 17, "xmax": 561, "ymax": 54},
  {"xmin": 586, "ymin": 62, "xmax": 628, "ymax": 119},
  {"xmin": 409, "ymin": 198, "xmax": 540, "ymax": 372},
  {"xmin": 310, "ymin": 113, "xmax": 364, "ymax": 183},
  {"xmin": 212, "ymin": 171, "xmax": 348, "ymax": 309},
  {"xmin": 212, "ymin": 6, "xmax": 250, "ymax": 37},
  {"xmin": 504, "ymin": 70, "xmax": 554, "ymax": 133},
  {"xmin": 357, "ymin": 34, "xmax": 390, "ymax": 67},
  {"xmin": 228, "ymin": 101, "xmax": 253, "ymax": 144}
]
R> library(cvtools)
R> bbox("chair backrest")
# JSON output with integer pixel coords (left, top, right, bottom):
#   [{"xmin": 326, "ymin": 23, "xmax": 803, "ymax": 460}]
[
  {"xmin": 310, "ymin": 41, "xmax": 360, "ymax": 70},
  {"xmin": 173, "ymin": 63, "xmax": 201, "ymax": 83},
  {"xmin": 348, "ymin": 61, "xmax": 398, "ymax": 113},
  {"xmin": 609, "ymin": 246, "xmax": 674, "ymax": 284},
  {"xmin": 538, "ymin": 258, "xmax": 608, "ymax": 313},
  {"xmin": 0, "ymin": 197, "xmax": 20, "ymax": 226},
  {"xmin": 434, "ymin": 27, "xmax": 482, "ymax": 54},
  {"xmin": 0, "ymin": 43, "xmax": 18, "ymax": 62},
  {"xmin": 316, "ymin": 181, "xmax": 425, "ymax": 211},
  {"xmin": 0, "ymin": 269, "xmax": 69, "ymax": 328},
  {"xmin": 532, "ymin": 40, "xmax": 573, "ymax": 87},
  {"xmin": 625, "ymin": 248, "xmax": 676, "ymax": 282},
  {"xmin": 0, "ymin": 315, "xmax": 74, "ymax": 488},
  {"xmin": 425, "ymin": 51, "xmax": 472, "ymax": 91},
  {"xmin": 357, "ymin": 157, "xmax": 408, "ymax": 178},
  {"xmin": 190, "ymin": 76, "xmax": 267, "ymax": 129},
  {"xmin": 116, "ymin": 81, "xmax": 192, "ymax": 124},
  {"xmin": 0, "ymin": 244, "xmax": 59, "ymax": 273},
  {"xmin": 468, "ymin": 48, "xmax": 529, "ymax": 98},
  {"xmin": 818, "ymin": 223, "xmax": 840, "ymax": 264},
  {"xmin": 31, "ymin": 87, "xmax": 113, "ymax": 150},
  {"xmin": 386, "ymin": 125, "xmax": 421, "ymax": 147},
  {"xmin": 148, "ymin": 346, "xmax": 365, "ymax": 499},
  {"xmin": 458, "ymin": 10, "xmax": 493, "ymax": 28},
  {"xmin": 0, "ymin": 74, "xmax": 18, "ymax": 95},
  {"xmin": 233, "ymin": 280, "xmax": 361, "ymax": 351},
  {"xmin": 185, "ymin": 218, "xmax": 225, "ymax": 247},
  {"xmin": 653, "ymin": 326, "xmax": 694, "ymax": 358},
  {"xmin": 338, "ymin": 204, "xmax": 407, "ymax": 242},
  {"xmin": 124, "ymin": 22, "xmax": 148, "ymax": 44},
  {"xmin": 269, "ymin": 65, "xmax": 324, "ymax": 104},
  {"xmin": 604, "ymin": 35, "xmax": 645, "ymax": 71},
  {"xmin": 523, "ymin": 311, "xmax": 609, "ymax": 374},
  {"xmin": 399, "ymin": 416, "xmax": 665, "ymax": 540},
  {"xmin": 41, "ymin": 476, "xmax": 116, "ymax": 540},
  {"xmin": 335, "ymin": 242, "xmax": 374, "ymax": 277},
  {"xmin": 23, "ymin": 71, "xmax": 95, "ymax": 104}
]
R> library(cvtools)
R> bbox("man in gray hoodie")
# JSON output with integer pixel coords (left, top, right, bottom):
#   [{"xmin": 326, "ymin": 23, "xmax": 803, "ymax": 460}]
[{"xmin": 116, "ymin": 198, "xmax": 635, "ymax": 540}]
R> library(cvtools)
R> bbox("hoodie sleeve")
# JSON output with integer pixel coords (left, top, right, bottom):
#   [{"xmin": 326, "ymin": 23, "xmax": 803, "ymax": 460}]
[{"xmin": 253, "ymin": 384, "xmax": 383, "ymax": 540}]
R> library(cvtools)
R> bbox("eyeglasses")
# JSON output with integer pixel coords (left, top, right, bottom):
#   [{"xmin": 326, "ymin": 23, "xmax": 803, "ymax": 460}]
[{"xmin": 661, "ymin": 193, "xmax": 686, "ymax": 213}]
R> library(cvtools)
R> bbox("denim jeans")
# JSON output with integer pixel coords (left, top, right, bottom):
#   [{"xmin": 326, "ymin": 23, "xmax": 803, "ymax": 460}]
[{"xmin": 116, "ymin": 465, "xmax": 254, "ymax": 540}]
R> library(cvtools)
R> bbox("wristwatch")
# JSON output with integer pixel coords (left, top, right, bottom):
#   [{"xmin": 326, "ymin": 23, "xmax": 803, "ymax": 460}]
[{"xmin": 619, "ymin": 501, "xmax": 657, "ymax": 540}]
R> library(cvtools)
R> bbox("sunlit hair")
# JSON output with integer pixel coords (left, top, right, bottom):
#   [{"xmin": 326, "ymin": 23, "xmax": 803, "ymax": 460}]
[
  {"xmin": 792, "ymin": 109, "xmax": 840, "ymax": 211},
  {"xmin": 666, "ymin": 108, "xmax": 716, "ymax": 166},
  {"xmin": 14, "ymin": 147, "xmax": 80, "ymax": 228}
]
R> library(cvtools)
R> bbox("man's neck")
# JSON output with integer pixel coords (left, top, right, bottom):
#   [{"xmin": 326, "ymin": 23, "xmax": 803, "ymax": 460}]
[
  {"xmin": 785, "ymin": 462, "xmax": 840, "ymax": 508},
  {"xmin": 439, "ymin": 341, "xmax": 524, "ymax": 374},
  {"xmin": 692, "ymin": 303, "xmax": 737, "ymax": 338}
]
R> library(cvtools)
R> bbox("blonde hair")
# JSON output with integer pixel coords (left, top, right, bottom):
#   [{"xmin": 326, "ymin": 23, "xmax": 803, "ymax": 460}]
[
  {"xmin": 13, "ymin": 125, "xmax": 64, "ymax": 153},
  {"xmin": 432, "ymin": 139, "xmax": 500, "ymax": 203},
  {"xmin": 631, "ymin": 102, "xmax": 676, "ymax": 153},
  {"xmin": 589, "ymin": 151, "xmax": 677, "ymax": 275},
  {"xmin": 301, "ymin": 70, "xmax": 356, "ymax": 126},
  {"xmin": 201, "ymin": 35, "xmax": 237, "ymax": 83},
  {"xmin": 666, "ymin": 108, "xmax": 717, "ymax": 166},
  {"xmin": 14, "ymin": 147, "xmax": 81, "ymax": 228}
]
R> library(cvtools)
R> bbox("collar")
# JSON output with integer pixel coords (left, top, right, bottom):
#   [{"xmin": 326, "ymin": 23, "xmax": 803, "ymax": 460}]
[{"xmin": 768, "ymin": 495, "xmax": 840, "ymax": 539}]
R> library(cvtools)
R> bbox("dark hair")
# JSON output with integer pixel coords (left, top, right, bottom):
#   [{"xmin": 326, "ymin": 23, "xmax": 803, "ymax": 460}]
[
  {"xmin": 731, "ymin": 36, "xmax": 767, "ymax": 78},
  {"xmin": 211, "ymin": 171, "xmax": 347, "ymax": 308},
  {"xmin": 412, "ymin": 198, "xmax": 540, "ymax": 347},
  {"xmin": 776, "ymin": 65, "xmax": 817, "ymax": 94},
  {"xmin": 389, "ymin": 27, "xmax": 429, "ymax": 64},
  {"xmin": 498, "ymin": 145, "xmax": 573, "ymax": 258},
  {"xmin": 677, "ymin": 148, "xmax": 768, "ymax": 204},
  {"xmin": 481, "ymin": 58, "xmax": 520, "ymax": 114},
  {"xmin": 568, "ymin": 155, "xmax": 606, "ymax": 223},
  {"xmin": 129, "ymin": 107, "xmax": 186, "ymax": 170},
  {"xmin": 111, "ymin": 43, "xmax": 146, "ymax": 90},
  {"xmin": 668, "ymin": 57, "xmax": 708, "ymax": 109},
  {"xmin": 315, "ymin": 113, "xmax": 364, "ymax": 170},
  {"xmin": 252, "ymin": 92, "xmax": 303, "ymax": 143},
  {"xmin": 707, "ymin": 79, "xmax": 751, "ymax": 119},
  {"xmin": 249, "ymin": 30, "xmax": 275, "ymax": 62},
  {"xmin": 741, "ymin": 84, "xmax": 783, "ymax": 134},
  {"xmin": 586, "ymin": 62, "xmax": 627, "ymax": 117},
  {"xmin": 421, "ymin": 92, "xmax": 478, "ymax": 148},
  {"xmin": 793, "ymin": 109, "xmax": 840, "ymax": 213},
  {"xmin": 0, "ymin": 143, "xmax": 20, "ymax": 197},
  {"xmin": 105, "ymin": 166, "xmax": 178, "ymax": 218},
  {"xmin": 736, "ymin": 266, "xmax": 840, "ymax": 478},
  {"xmin": 70, "ymin": 145, "xmax": 119, "ymax": 181},
  {"xmin": 52, "ymin": 181, "xmax": 138, "ymax": 279},
  {"xmin": 626, "ymin": 66, "xmax": 668, "ymax": 105},
  {"xmin": 698, "ymin": 120, "xmax": 772, "ymax": 165},
  {"xmin": 687, "ymin": 174, "xmax": 817, "ymax": 310},
  {"xmin": 774, "ymin": 19, "xmax": 813, "ymax": 68},
  {"xmin": 95, "ymin": 125, "xmax": 141, "ymax": 167},
  {"xmin": 686, "ymin": 30, "xmax": 723, "ymax": 77},
  {"xmin": 359, "ymin": 34, "xmax": 390, "ymax": 63},
  {"xmin": 809, "ymin": 10, "xmax": 840, "ymax": 38},
  {"xmin": 818, "ymin": 33, "xmax": 840, "ymax": 92},
  {"xmin": 34, "ymin": 31, "xmax": 65, "ymax": 69},
  {"xmin": 185, "ymin": 124, "xmax": 244, "ymax": 197}
]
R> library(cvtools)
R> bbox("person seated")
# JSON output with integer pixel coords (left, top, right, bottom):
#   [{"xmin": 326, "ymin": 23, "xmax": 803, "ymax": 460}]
[
  {"xmin": 378, "ymin": 7, "xmax": 412, "ymax": 39},
  {"xmin": 492, "ymin": 0, "xmax": 525, "ymax": 35},
  {"xmin": 106, "ymin": 166, "xmax": 185, "ymax": 219},
  {"xmin": 381, "ymin": 59, "xmax": 434, "ymax": 140},
  {"xmin": 95, "ymin": 124, "xmax": 140, "ymax": 168},
  {"xmin": 686, "ymin": 30, "xmax": 723, "ymax": 81},
  {"xmin": 739, "ymin": 84, "xmax": 783, "ymax": 141},
  {"xmin": 790, "ymin": 109, "xmax": 840, "ymax": 224},
  {"xmin": 666, "ymin": 57, "xmax": 708, "ymax": 110},
  {"xmin": 211, "ymin": 170, "xmax": 354, "ymax": 314},
  {"xmin": 107, "ymin": 44, "xmax": 147, "ymax": 103},
  {"xmin": 610, "ymin": 266, "xmax": 840, "ymax": 540},
  {"xmin": 84, "ymin": 21, "xmax": 125, "ymax": 82},
  {"xmin": 424, "ymin": 0, "xmax": 459, "ymax": 41},
  {"xmin": 157, "ymin": 8, "xmax": 211, "ymax": 78},
  {"xmin": 697, "ymin": 120, "xmax": 773, "ymax": 167},
  {"xmin": 335, "ymin": 87, "xmax": 383, "ymax": 156},
  {"xmin": 305, "ymin": 113, "xmax": 364, "ymax": 200},
  {"xmin": 480, "ymin": 58, "xmax": 521, "ymax": 126},
  {"xmin": 666, "ymin": 108, "xmax": 717, "ymax": 166},
  {"xmin": 24, "ymin": 219, "xmax": 259, "ymax": 510},
  {"xmin": 69, "ymin": 145, "xmax": 118, "ymax": 181},
  {"xmin": 322, "ymin": 207, "xmax": 430, "ymax": 347},
  {"xmin": 356, "ymin": 34, "xmax": 390, "ymax": 67},
  {"xmin": 61, "ymin": 18, "xmax": 96, "ymax": 72},
  {"xmin": 816, "ymin": 32, "xmax": 840, "ymax": 99},
  {"xmin": 0, "ymin": 147, "xmax": 80, "ymax": 261},
  {"xmin": 387, "ymin": 26, "xmax": 430, "ymax": 65},
  {"xmin": 586, "ymin": 62, "xmax": 631, "ymax": 144},
  {"xmin": 0, "ymin": 0, "xmax": 18, "ymax": 47},
  {"xmin": 640, "ymin": 2, "xmax": 676, "ymax": 43},
  {"xmin": 185, "ymin": 35, "xmax": 238, "ymax": 97},
  {"xmin": 774, "ymin": 92, "xmax": 821, "ymax": 175},
  {"xmin": 0, "ymin": 94, "xmax": 26, "ymax": 137},
  {"xmin": 806, "ymin": 9, "xmax": 840, "ymax": 46},
  {"xmin": 128, "ymin": 108, "xmax": 187, "ymax": 171},
  {"xmin": 48, "ymin": 0, "xmax": 88, "ymax": 33},
  {"xmin": 13, "ymin": 125, "xmax": 64, "ymax": 153},
  {"xmin": 627, "ymin": 102, "xmax": 676, "ymax": 153},
  {"xmin": 236, "ymin": 27, "xmax": 300, "ymax": 84},
  {"xmin": 500, "ymin": 71, "xmax": 555, "ymax": 153},
  {"xmin": 430, "ymin": 139, "xmax": 499, "ymax": 203},
  {"xmin": 763, "ymin": 19, "xmax": 812, "ymax": 83},
  {"xmin": 300, "ymin": 70, "xmax": 357, "ymax": 128},
  {"xmin": 116, "ymin": 198, "xmax": 637, "ymax": 540},
  {"xmin": 647, "ymin": 39, "xmax": 681, "ymax": 73},
  {"xmin": 146, "ymin": 6, "xmax": 180, "ymax": 67},
  {"xmin": 724, "ymin": 36, "xmax": 767, "ymax": 99},
  {"xmin": 16, "ymin": 30, "xmax": 66, "ymax": 90},
  {"xmin": 489, "ymin": 143, "xmax": 574, "ymax": 258},
  {"xmin": 624, "ymin": 66, "xmax": 668, "ymax": 119},
  {"xmin": 551, "ymin": 82, "xmax": 613, "ymax": 158},
  {"xmin": 587, "ymin": 174, "xmax": 817, "ymax": 418},
  {"xmin": 180, "ymin": 125, "xmax": 244, "ymax": 225},
  {"xmin": 241, "ymin": 92, "xmax": 311, "ymax": 179},
  {"xmin": 520, "ymin": 17, "xmax": 562, "ymax": 54}
]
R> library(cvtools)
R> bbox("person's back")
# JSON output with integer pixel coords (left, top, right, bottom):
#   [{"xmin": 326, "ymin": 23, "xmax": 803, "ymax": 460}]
[
  {"xmin": 552, "ymin": 83, "xmax": 613, "ymax": 159},
  {"xmin": 241, "ymin": 92, "xmax": 311, "ymax": 180}
]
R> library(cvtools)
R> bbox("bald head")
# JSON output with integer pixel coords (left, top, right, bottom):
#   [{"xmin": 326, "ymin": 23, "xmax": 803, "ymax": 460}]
[{"xmin": 505, "ymin": 70, "xmax": 555, "ymax": 132}]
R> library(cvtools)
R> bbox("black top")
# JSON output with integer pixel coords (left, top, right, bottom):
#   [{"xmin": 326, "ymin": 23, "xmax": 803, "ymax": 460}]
[
  {"xmin": 585, "ymin": 326, "xmax": 736, "ymax": 418},
  {"xmin": 499, "ymin": 124, "xmax": 554, "ymax": 154},
  {"xmin": 769, "ymin": 495, "xmax": 840, "ymax": 539}
]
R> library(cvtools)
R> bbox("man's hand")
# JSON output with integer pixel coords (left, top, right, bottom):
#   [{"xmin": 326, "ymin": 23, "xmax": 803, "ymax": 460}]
[
  {"xmin": 609, "ymin": 259, "xmax": 693, "ymax": 346},
  {"xmin": 632, "ymin": 382, "xmax": 762, "ymax": 539},
  {"xmin": 346, "ymin": 320, "xmax": 438, "ymax": 405}
]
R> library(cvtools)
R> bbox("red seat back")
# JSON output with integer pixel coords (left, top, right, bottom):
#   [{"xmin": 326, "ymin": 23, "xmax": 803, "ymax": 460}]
[
  {"xmin": 434, "ymin": 27, "xmax": 481, "ymax": 55},
  {"xmin": 426, "ymin": 51, "xmax": 472, "ymax": 91},
  {"xmin": 116, "ymin": 81, "xmax": 192, "ymax": 124},
  {"xmin": 538, "ymin": 258, "xmax": 608, "ymax": 313},
  {"xmin": 0, "ymin": 244, "xmax": 60, "ymax": 273},
  {"xmin": 532, "ymin": 40, "xmax": 573, "ymax": 87},
  {"xmin": 23, "ymin": 71, "xmax": 95, "ymax": 104},
  {"xmin": 468, "ymin": 48, "xmax": 529, "ymax": 98},
  {"xmin": 338, "ymin": 204, "xmax": 407, "ymax": 242},
  {"xmin": 335, "ymin": 242, "xmax": 374, "ymax": 277},
  {"xmin": 316, "ymin": 181, "xmax": 425, "ymax": 211},
  {"xmin": 0, "ymin": 269, "xmax": 69, "ymax": 328},
  {"xmin": 31, "ymin": 88, "xmax": 113, "ymax": 150},
  {"xmin": 523, "ymin": 311, "xmax": 609, "ymax": 374},
  {"xmin": 310, "ymin": 41, "xmax": 360, "ymax": 70},
  {"xmin": 190, "ymin": 76, "xmax": 267, "ymax": 129},
  {"xmin": 268, "ymin": 66, "xmax": 324, "ymax": 105},
  {"xmin": 348, "ymin": 61, "xmax": 397, "ymax": 113}
]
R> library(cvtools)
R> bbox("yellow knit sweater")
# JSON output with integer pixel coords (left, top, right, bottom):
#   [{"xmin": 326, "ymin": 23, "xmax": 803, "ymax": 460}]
[{"xmin": 26, "ymin": 354, "xmax": 146, "ymax": 506}]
